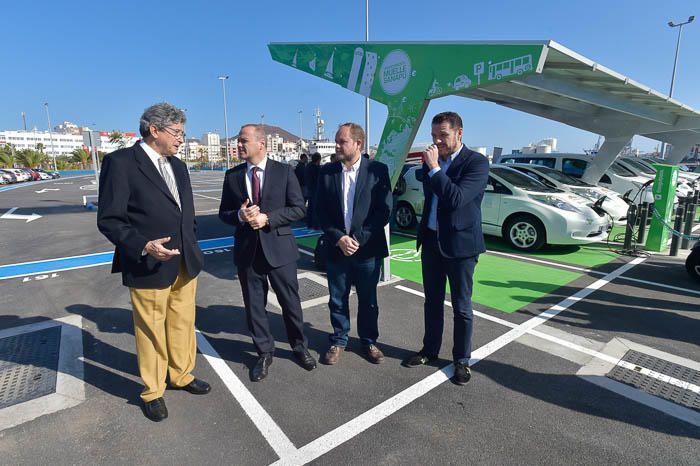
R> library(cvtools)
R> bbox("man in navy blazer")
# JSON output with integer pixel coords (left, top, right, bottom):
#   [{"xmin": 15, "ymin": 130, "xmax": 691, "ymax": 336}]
[
  {"xmin": 218, "ymin": 124, "xmax": 316, "ymax": 381},
  {"xmin": 402, "ymin": 112, "xmax": 489, "ymax": 386},
  {"xmin": 97, "ymin": 102, "xmax": 209, "ymax": 422},
  {"xmin": 315, "ymin": 123, "xmax": 392, "ymax": 365}
]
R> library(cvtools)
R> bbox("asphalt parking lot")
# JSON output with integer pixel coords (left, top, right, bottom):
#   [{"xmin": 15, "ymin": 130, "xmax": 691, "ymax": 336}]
[{"xmin": 0, "ymin": 171, "xmax": 698, "ymax": 465}]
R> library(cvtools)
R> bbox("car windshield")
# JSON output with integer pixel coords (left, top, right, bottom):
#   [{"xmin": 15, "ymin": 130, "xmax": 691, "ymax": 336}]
[
  {"xmin": 491, "ymin": 167, "xmax": 558, "ymax": 192},
  {"xmin": 522, "ymin": 165, "xmax": 592, "ymax": 186},
  {"xmin": 622, "ymin": 158, "xmax": 656, "ymax": 175},
  {"xmin": 610, "ymin": 162, "xmax": 636, "ymax": 177}
]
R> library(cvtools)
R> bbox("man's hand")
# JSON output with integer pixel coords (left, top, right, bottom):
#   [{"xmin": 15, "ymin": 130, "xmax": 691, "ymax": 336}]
[
  {"xmin": 249, "ymin": 213, "xmax": 269, "ymax": 230},
  {"xmin": 239, "ymin": 199, "xmax": 260, "ymax": 223},
  {"xmin": 144, "ymin": 237, "xmax": 180, "ymax": 262},
  {"xmin": 423, "ymin": 144, "xmax": 439, "ymax": 170},
  {"xmin": 336, "ymin": 235, "xmax": 359, "ymax": 256}
]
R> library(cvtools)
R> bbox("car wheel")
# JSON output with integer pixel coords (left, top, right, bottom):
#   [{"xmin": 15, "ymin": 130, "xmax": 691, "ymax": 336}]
[
  {"xmin": 395, "ymin": 202, "xmax": 416, "ymax": 229},
  {"xmin": 504, "ymin": 214, "xmax": 546, "ymax": 251},
  {"xmin": 685, "ymin": 247, "xmax": 700, "ymax": 282}
]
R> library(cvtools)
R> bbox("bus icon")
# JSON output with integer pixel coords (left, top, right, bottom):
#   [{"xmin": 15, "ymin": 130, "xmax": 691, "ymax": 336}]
[{"xmin": 488, "ymin": 55, "xmax": 533, "ymax": 80}]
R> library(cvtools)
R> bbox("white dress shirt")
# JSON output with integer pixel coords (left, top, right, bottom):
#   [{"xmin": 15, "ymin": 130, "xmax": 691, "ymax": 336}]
[
  {"xmin": 244, "ymin": 157, "xmax": 267, "ymax": 201},
  {"xmin": 140, "ymin": 141, "xmax": 176, "ymax": 182},
  {"xmin": 427, "ymin": 144, "xmax": 463, "ymax": 231},
  {"xmin": 238, "ymin": 157, "xmax": 268, "ymax": 223},
  {"xmin": 341, "ymin": 157, "xmax": 361, "ymax": 234}
]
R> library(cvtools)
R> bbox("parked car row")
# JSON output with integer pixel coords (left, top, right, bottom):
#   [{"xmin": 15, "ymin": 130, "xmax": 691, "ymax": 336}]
[
  {"xmin": 393, "ymin": 163, "xmax": 613, "ymax": 251},
  {"xmin": 0, "ymin": 167, "xmax": 60, "ymax": 184},
  {"xmin": 499, "ymin": 153, "xmax": 657, "ymax": 204}
]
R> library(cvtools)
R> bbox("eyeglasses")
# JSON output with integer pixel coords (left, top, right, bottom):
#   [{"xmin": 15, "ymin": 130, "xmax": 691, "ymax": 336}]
[{"xmin": 161, "ymin": 126, "xmax": 185, "ymax": 139}]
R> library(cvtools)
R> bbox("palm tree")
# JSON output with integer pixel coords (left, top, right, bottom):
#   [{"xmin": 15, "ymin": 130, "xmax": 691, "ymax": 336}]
[
  {"xmin": 17, "ymin": 149, "xmax": 46, "ymax": 168},
  {"xmin": 108, "ymin": 131, "xmax": 127, "ymax": 149},
  {"xmin": 56, "ymin": 156, "xmax": 71, "ymax": 170},
  {"xmin": 0, "ymin": 144, "xmax": 16, "ymax": 168},
  {"xmin": 71, "ymin": 148, "xmax": 91, "ymax": 169},
  {"xmin": 36, "ymin": 142, "xmax": 45, "ymax": 154}
]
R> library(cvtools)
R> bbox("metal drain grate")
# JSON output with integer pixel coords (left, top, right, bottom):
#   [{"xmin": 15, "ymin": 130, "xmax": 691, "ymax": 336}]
[
  {"xmin": 607, "ymin": 350, "xmax": 700, "ymax": 411},
  {"xmin": 0, "ymin": 326, "xmax": 61, "ymax": 409},
  {"xmin": 298, "ymin": 277, "xmax": 328, "ymax": 302}
]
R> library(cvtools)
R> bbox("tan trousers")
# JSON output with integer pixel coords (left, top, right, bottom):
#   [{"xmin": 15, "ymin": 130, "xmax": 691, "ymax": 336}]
[{"xmin": 129, "ymin": 263, "xmax": 198, "ymax": 402}]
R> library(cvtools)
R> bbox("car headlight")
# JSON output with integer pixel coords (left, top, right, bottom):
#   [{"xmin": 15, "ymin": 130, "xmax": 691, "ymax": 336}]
[{"xmin": 530, "ymin": 195, "xmax": 581, "ymax": 212}]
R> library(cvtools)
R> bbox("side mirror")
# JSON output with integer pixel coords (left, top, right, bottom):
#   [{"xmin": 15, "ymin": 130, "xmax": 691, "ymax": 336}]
[
  {"xmin": 393, "ymin": 176, "xmax": 406, "ymax": 195},
  {"xmin": 414, "ymin": 168, "xmax": 425, "ymax": 182}
]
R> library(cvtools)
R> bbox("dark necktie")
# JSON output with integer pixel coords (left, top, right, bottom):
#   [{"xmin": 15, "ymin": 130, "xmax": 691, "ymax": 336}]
[{"xmin": 251, "ymin": 166, "xmax": 261, "ymax": 206}]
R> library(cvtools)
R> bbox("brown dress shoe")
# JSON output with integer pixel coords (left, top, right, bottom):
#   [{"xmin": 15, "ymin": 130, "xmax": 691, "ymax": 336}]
[
  {"xmin": 322, "ymin": 345, "xmax": 344, "ymax": 365},
  {"xmin": 364, "ymin": 344, "xmax": 385, "ymax": 364}
]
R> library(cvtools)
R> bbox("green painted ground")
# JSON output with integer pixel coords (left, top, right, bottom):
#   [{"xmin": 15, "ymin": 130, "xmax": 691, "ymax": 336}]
[
  {"xmin": 388, "ymin": 235, "xmax": 581, "ymax": 313},
  {"xmin": 296, "ymin": 233, "xmax": 584, "ymax": 314}
]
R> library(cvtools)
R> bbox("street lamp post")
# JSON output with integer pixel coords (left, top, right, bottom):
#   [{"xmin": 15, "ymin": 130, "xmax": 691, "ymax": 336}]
[
  {"xmin": 44, "ymin": 103, "xmax": 57, "ymax": 171},
  {"xmin": 218, "ymin": 75, "xmax": 231, "ymax": 170},
  {"xmin": 298, "ymin": 110, "xmax": 303, "ymax": 141},
  {"xmin": 660, "ymin": 16, "xmax": 694, "ymax": 159}
]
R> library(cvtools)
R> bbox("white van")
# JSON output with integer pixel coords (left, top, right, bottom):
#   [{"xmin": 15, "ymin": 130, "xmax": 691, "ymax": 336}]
[{"xmin": 499, "ymin": 153, "xmax": 654, "ymax": 203}]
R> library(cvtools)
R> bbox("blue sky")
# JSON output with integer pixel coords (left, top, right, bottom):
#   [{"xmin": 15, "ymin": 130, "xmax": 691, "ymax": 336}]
[{"xmin": 1, "ymin": 0, "xmax": 697, "ymax": 153}]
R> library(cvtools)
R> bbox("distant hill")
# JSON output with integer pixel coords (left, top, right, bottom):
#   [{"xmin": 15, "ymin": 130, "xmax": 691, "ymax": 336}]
[
  {"xmin": 262, "ymin": 124, "xmax": 298, "ymax": 142},
  {"xmin": 220, "ymin": 124, "xmax": 299, "ymax": 143}
]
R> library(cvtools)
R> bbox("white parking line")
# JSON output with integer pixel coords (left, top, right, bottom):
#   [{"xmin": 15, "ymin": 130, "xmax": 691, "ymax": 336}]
[
  {"xmin": 391, "ymin": 231, "xmax": 700, "ymax": 296},
  {"xmin": 271, "ymin": 257, "xmax": 645, "ymax": 465},
  {"xmin": 396, "ymin": 284, "xmax": 700, "ymax": 427},
  {"xmin": 193, "ymin": 192, "xmax": 222, "ymax": 201},
  {"xmin": 195, "ymin": 330, "xmax": 298, "ymax": 459}
]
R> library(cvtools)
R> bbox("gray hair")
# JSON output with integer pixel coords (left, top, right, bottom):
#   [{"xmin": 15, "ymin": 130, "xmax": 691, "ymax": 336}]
[{"xmin": 139, "ymin": 102, "xmax": 186, "ymax": 138}]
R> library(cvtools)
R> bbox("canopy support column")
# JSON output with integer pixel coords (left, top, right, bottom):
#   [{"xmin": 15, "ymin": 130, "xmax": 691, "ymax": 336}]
[{"xmin": 580, "ymin": 134, "xmax": 633, "ymax": 185}]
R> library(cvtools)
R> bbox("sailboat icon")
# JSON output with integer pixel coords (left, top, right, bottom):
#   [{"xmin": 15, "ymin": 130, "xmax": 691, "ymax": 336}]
[
  {"xmin": 309, "ymin": 56, "xmax": 317, "ymax": 71},
  {"xmin": 292, "ymin": 50, "xmax": 298, "ymax": 68},
  {"xmin": 324, "ymin": 51, "xmax": 335, "ymax": 78}
]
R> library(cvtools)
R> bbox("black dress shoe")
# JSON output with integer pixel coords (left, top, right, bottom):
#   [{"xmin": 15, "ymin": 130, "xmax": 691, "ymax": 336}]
[
  {"xmin": 452, "ymin": 363, "xmax": 471, "ymax": 385},
  {"xmin": 251, "ymin": 354, "xmax": 273, "ymax": 382},
  {"xmin": 402, "ymin": 352, "xmax": 437, "ymax": 368},
  {"xmin": 173, "ymin": 378, "xmax": 211, "ymax": 395},
  {"xmin": 144, "ymin": 397, "xmax": 168, "ymax": 422},
  {"xmin": 293, "ymin": 348, "xmax": 317, "ymax": 371}
]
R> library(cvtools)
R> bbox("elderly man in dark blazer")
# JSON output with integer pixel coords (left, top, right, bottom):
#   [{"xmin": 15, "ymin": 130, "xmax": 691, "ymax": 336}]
[
  {"xmin": 402, "ymin": 112, "xmax": 489, "ymax": 386},
  {"xmin": 97, "ymin": 102, "xmax": 209, "ymax": 422},
  {"xmin": 218, "ymin": 124, "xmax": 316, "ymax": 382},
  {"xmin": 315, "ymin": 123, "xmax": 391, "ymax": 365}
]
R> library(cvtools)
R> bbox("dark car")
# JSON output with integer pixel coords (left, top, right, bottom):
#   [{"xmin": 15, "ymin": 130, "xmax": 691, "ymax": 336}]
[{"xmin": 35, "ymin": 168, "xmax": 60, "ymax": 179}]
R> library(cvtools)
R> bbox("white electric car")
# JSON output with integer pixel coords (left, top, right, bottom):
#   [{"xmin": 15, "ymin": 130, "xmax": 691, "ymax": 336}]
[
  {"xmin": 393, "ymin": 164, "xmax": 611, "ymax": 251},
  {"xmin": 505, "ymin": 163, "xmax": 630, "ymax": 225},
  {"xmin": 499, "ymin": 153, "xmax": 655, "ymax": 204},
  {"xmin": 619, "ymin": 157, "xmax": 696, "ymax": 197}
]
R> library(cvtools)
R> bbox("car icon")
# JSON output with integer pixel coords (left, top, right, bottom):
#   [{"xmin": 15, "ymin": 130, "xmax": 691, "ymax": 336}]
[{"xmin": 453, "ymin": 74, "xmax": 472, "ymax": 90}]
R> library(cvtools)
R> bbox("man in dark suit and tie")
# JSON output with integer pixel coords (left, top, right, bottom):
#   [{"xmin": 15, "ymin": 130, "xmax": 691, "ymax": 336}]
[
  {"xmin": 218, "ymin": 124, "xmax": 316, "ymax": 381},
  {"xmin": 402, "ymin": 112, "xmax": 489, "ymax": 386},
  {"xmin": 97, "ymin": 102, "xmax": 210, "ymax": 422},
  {"xmin": 315, "ymin": 123, "xmax": 392, "ymax": 365}
]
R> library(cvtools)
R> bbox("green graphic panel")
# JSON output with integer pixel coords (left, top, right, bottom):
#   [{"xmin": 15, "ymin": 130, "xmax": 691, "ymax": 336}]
[
  {"xmin": 269, "ymin": 42, "xmax": 546, "ymax": 185},
  {"xmin": 646, "ymin": 164, "xmax": 679, "ymax": 252}
]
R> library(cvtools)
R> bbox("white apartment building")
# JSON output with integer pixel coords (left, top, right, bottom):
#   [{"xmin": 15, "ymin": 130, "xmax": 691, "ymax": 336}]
[
  {"xmin": 266, "ymin": 133, "xmax": 284, "ymax": 154},
  {"xmin": 177, "ymin": 138, "xmax": 202, "ymax": 161},
  {"xmin": 0, "ymin": 129, "xmax": 138, "ymax": 156},
  {"xmin": 202, "ymin": 132, "xmax": 221, "ymax": 161}
]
